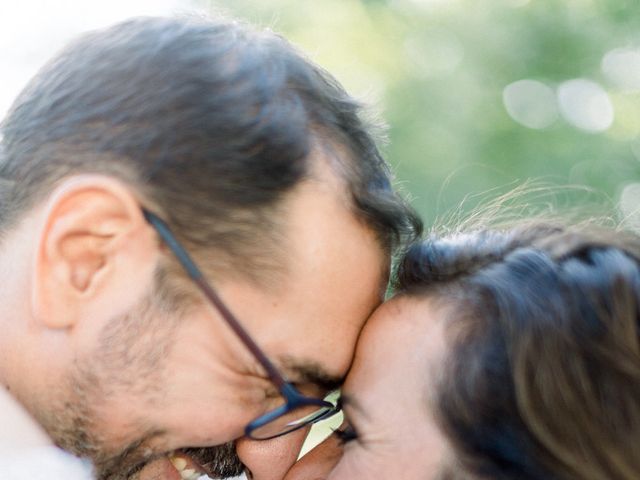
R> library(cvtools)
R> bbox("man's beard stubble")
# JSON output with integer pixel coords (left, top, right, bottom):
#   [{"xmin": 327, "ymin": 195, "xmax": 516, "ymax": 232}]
[
  {"xmin": 178, "ymin": 445, "xmax": 245, "ymax": 479},
  {"xmin": 34, "ymin": 287, "xmax": 245, "ymax": 479}
]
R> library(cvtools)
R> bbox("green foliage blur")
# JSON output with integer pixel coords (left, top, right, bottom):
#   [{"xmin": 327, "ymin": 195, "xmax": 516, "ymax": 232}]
[{"xmin": 200, "ymin": 0, "xmax": 640, "ymax": 226}]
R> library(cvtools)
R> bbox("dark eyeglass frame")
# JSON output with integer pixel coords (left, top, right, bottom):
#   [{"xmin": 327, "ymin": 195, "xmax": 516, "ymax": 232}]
[{"xmin": 143, "ymin": 209, "xmax": 340, "ymax": 440}]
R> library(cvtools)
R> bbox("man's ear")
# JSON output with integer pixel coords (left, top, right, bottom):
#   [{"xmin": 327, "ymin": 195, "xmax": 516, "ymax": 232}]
[{"xmin": 32, "ymin": 175, "xmax": 159, "ymax": 330}]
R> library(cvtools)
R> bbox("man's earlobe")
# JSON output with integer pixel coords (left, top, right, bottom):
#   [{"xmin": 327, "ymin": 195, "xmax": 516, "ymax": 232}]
[{"xmin": 31, "ymin": 175, "xmax": 159, "ymax": 330}]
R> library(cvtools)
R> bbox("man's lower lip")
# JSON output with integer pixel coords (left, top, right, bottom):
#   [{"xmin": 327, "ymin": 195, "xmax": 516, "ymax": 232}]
[
  {"xmin": 136, "ymin": 457, "xmax": 183, "ymax": 480},
  {"xmin": 135, "ymin": 455, "xmax": 207, "ymax": 480}
]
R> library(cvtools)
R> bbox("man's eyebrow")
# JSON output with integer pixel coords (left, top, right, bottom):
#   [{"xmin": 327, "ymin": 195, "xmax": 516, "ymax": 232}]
[
  {"xmin": 338, "ymin": 393, "xmax": 370, "ymax": 420},
  {"xmin": 281, "ymin": 360, "xmax": 344, "ymax": 392}
]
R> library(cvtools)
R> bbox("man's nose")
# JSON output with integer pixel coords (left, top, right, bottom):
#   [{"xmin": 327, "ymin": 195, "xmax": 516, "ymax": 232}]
[
  {"xmin": 236, "ymin": 428, "xmax": 309, "ymax": 480},
  {"xmin": 282, "ymin": 433, "xmax": 344, "ymax": 480}
]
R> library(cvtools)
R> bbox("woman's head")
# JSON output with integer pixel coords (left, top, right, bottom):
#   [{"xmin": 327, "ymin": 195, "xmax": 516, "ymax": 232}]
[
  {"xmin": 400, "ymin": 224, "xmax": 640, "ymax": 479},
  {"xmin": 282, "ymin": 223, "xmax": 640, "ymax": 480}
]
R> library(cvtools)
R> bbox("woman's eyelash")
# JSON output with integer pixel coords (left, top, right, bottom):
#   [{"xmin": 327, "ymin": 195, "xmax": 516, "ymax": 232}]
[{"xmin": 333, "ymin": 425, "xmax": 358, "ymax": 444}]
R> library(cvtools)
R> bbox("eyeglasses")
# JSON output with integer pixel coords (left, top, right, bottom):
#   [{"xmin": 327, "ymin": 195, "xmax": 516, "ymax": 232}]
[{"xmin": 143, "ymin": 209, "xmax": 341, "ymax": 440}]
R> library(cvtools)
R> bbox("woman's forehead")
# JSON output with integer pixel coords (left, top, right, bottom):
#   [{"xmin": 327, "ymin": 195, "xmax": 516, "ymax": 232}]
[
  {"xmin": 345, "ymin": 295, "xmax": 450, "ymax": 396},
  {"xmin": 361, "ymin": 295, "xmax": 448, "ymax": 347}
]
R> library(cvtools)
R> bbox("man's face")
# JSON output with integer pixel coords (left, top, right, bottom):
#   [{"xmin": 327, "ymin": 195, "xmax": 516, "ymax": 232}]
[{"xmin": 44, "ymin": 163, "xmax": 386, "ymax": 479}]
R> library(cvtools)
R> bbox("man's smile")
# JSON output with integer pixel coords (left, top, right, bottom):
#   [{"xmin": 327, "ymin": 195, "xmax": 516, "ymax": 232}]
[
  {"xmin": 169, "ymin": 453, "xmax": 206, "ymax": 480},
  {"xmin": 135, "ymin": 454, "xmax": 203, "ymax": 480},
  {"xmin": 133, "ymin": 444, "xmax": 244, "ymax": 480}
]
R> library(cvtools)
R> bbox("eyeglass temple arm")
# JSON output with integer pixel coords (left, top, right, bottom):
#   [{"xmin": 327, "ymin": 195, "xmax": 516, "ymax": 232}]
[{"xmin": 142, "ymin": 209, "xmax": 288, "ymax": 390}]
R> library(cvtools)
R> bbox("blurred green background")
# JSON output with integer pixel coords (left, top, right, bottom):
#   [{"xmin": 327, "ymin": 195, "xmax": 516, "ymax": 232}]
[{"xmin": 200, "ymin": 0, "xmax": 640, "ymax": 227}]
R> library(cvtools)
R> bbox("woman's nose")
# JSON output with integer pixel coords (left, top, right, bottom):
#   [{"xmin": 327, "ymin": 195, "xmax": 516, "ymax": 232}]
[
  {"xmin": 282, "ymin": 433, "xmax": 344, "ymax": 480},
  {"xmin": 236, "ymin": 428, "xmax": 308, "ymax": 480}
]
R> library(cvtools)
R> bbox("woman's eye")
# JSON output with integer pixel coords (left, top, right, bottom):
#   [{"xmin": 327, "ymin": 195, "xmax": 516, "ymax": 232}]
[{"xmin": 333, "ymin": 425, "xmax": 358, "ymax": 444}]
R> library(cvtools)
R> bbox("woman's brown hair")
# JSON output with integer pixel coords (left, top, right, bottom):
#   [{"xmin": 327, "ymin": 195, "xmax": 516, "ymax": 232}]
[{"xmin": 397, "ymin": 224, "xmax": 640, "ymax": 479}]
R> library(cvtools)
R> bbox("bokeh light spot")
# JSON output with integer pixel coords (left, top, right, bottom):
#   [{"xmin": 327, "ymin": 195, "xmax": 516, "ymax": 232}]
[
  {"xmin": 601, "ymin": 47, "xmax": 640, "ymax": 93},
  {"xmin": 502, "ymin": 79, "xmax": 558, "ymax": 129},
  {"xmin": 557, "ymin": 79, "xmax": 614, "ymax": 133}
]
